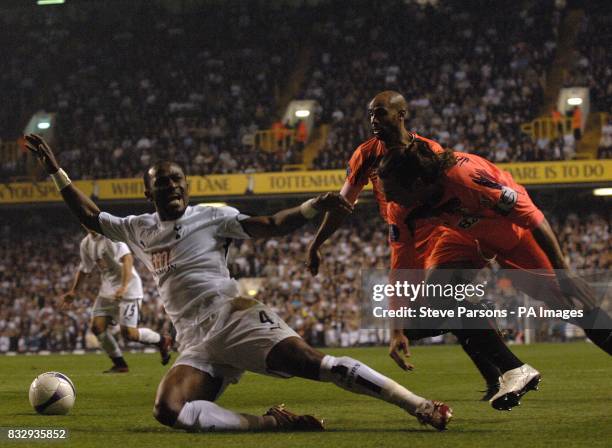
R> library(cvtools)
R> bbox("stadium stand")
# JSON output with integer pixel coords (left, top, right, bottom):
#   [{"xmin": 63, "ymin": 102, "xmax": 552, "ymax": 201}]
[
  {"xmin": 0, "ymin": 1, "xmax": 311, "ymax": 180},
  {"xmin": 0, "ymin": 0, "xmax": 610, "ymax": 354},
  {"xmin": 2, "ymin": 0, "xmax": 611, "ymax": 182}
]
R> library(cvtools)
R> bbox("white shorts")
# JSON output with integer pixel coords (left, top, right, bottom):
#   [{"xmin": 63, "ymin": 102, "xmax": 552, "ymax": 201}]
[
  {"xmin": 173, "ymin": 297, "xmax": 300, "ymax": 387},
  {"xmin": 92, "ymin": 296, "xmax": 141, "ymax": 328}
]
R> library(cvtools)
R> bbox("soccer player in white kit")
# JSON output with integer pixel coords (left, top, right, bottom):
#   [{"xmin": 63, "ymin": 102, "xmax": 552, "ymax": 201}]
[
  {"xmin": 26, "ymin": 133, "xmax": 453, "ymax": 432},
  {"xmin": 63, "ymin": 228, "xmax": 172, "ymax": 372}
]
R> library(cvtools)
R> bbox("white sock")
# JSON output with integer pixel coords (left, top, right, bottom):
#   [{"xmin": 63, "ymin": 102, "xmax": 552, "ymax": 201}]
[
  {"xmin": 97, "ymin": 330, "xmax": 122, "ymax": 358},
  {"xmin": 319, "ymin": 355, "xmax": 428, "ymax": 415},
  {"xmin": 137, "ymin": 328, "xmax": 161, "ymax": 344},
  {"xmin": 174, "ymin": 401, "xmax": 275, "ymax": 432}
]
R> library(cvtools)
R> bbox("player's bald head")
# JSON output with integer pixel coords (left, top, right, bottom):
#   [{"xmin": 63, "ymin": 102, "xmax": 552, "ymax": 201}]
[
  {"xmin": 369, "ymin": 91, "xmax": 407, "ymax": 112},
  {"xmin": 368, "ymin": 91, "xmax": 409, "ymax": 143}
]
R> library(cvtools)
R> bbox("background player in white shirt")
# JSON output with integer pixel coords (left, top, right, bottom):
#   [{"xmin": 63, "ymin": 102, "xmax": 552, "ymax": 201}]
[
  {"xmin": 63, "ymin": 228, "xmax": 172, "ymax": 372},
  {"xmin": 26, "ymin": 133, "xmax": 453, "ymax": 432}
]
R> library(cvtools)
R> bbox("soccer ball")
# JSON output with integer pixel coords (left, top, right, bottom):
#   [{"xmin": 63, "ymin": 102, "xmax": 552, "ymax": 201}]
[{"xmin": 29, "ymin": 372, "xmax": 76, "ymax": 415}]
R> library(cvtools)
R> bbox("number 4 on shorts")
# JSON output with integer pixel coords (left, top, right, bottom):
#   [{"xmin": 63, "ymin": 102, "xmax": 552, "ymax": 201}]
[{"xmin": 259, "ymin": 310, "xmax": 274, "ymax": 324}]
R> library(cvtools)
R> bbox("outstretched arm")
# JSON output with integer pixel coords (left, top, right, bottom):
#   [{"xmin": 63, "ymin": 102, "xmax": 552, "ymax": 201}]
[
  {"xmin": 387, "ymin": 205, "xmax": 417, "ymax": 372},
  {"xmin": 24, "ymin": 134, "xmax": 102, "ymax": 233},
  {"xmin": 531, "ymin": 217, "xmax": 568, "ymax": 270},
  {"xmin": 531, "ymin": 217, "xmax": 596, "ymax": 309},
  {"xmin": 306, "ymin": 181, "xmax": 361, "ymax": 275},
  {"xmin": 240, "ymin": 193, "xmax": 353, "ymax": 238}
]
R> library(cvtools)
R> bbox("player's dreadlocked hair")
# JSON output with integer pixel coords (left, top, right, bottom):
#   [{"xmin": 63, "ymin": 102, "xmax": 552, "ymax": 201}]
[{"xmin": 377, "ymin": 138, "xmax": 456, "ymax": 188}]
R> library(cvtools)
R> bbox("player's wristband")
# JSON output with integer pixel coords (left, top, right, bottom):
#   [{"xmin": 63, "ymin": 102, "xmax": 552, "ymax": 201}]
[
  {"xmin": 50, "ymin": 168, "xmax": 72, "ymax": 191},
  {"xmin": 300, "ymin": 198, "xmax": 320, "ymax": 219}
]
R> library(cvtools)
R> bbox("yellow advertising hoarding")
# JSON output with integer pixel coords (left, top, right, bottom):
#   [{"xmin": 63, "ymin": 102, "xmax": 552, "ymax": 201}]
[
  {"xmin": 251, "ymin": 170, "xmax": 348, "ymax": 194},
  {"xmin": 501, "ymin": 160, "xmax": 612, "ymax": 185},
  {"xmin": 1, "ymin": 159, "xmax": 611, "ymax": 204},
  {"xmin": 94, "ymin": 174, "xmax": 248, "ymax": 200},
  {"xmin": 0, "ymin": 175, "xmax": 248, "ymax": 204},
  {"xmin": 0, "ymin": 180, "xmax": 93, "ymax": 204}
]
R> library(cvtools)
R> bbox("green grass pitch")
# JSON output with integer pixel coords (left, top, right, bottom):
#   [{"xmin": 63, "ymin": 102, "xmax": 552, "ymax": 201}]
[{"xmin": 1, "ymin": 342, "xmax": 610, "ymax": 448}]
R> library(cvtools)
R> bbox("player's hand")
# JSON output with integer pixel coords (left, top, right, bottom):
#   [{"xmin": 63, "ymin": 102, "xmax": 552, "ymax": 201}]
[
  {"xmin": 389, "ymin": 330, "xmax": 414, "ymax": 371},
  {"xmin": 114, "ymin": 286, "xmax": 127, "ymax": 300},
  {"xmin": 61, "ymin": 292, "xmax": 76, "ymax": 311},
  {"xmin": 557, "ymin": 271, "xmax": 597, "ymax": 310},
  {"xmin": 306, "ymin": 243, "xmax": 322, "ymax": 276},
  {"xmin": 312, "ymin": 193, "xmax": 353, "ymax": 215},
  {"xmin": 24, "ymin": 134, "xmax": 61, "ymax": 174}
]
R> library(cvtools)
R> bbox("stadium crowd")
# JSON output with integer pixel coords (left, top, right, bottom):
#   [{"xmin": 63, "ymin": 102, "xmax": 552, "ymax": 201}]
[
  {"xmin": 1, "ymin": 206, "xmax": 609, "ymax": 353},
  {"xmin": 568, "ymin": 2, "xmax": 611, "ymax": 114},
  {"xmin": 309, "ymin": 0, "xmax": 565, "ymax": 169},
  {"xmin": 563, "ymin": 2, "xmax": 611, "ymax": 159},
  {"xmin": 0, "ymin": 1, "xmax": 308, "ymax": 180},
  {"xmin": 3, "ymin": 0, "xmax": 612, "ymax": 182}
]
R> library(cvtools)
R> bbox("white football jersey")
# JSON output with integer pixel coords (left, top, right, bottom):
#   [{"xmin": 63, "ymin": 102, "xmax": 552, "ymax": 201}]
[
  {"xmin": 98, "ymin": 205, "xmax": 251, "ymax": 323},
  {"xmin": 79, "ymin": 233, "xmax": 143, "ymax": 299}
]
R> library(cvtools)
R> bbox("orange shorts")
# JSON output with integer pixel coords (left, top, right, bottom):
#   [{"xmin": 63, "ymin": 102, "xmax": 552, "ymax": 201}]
[
  {"xmin": 419, "ymin": 227, "xmax": 486, "ymax": 269},
  {"xmin": 424, "ymin": 228, "xmax": 561, "ymax": 304},
  {"xmin": 421, "ymin": 226, "xmax": 554, "ymax": 269}
]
